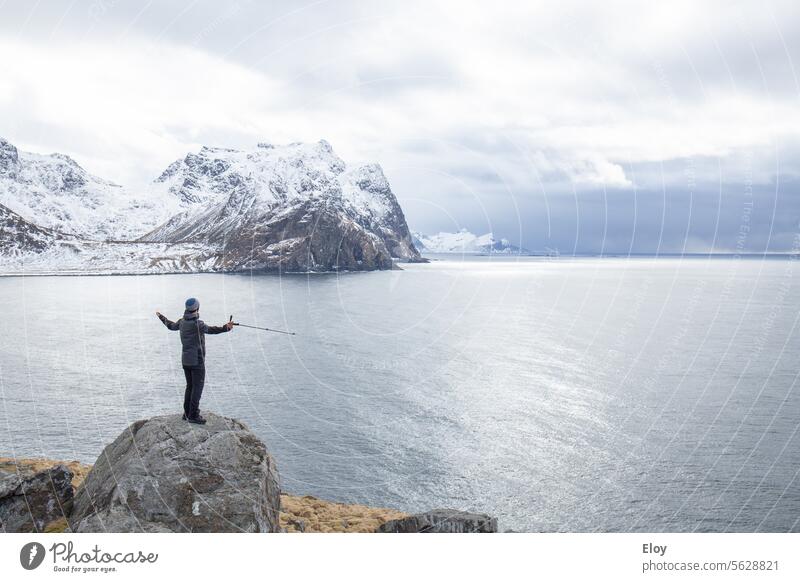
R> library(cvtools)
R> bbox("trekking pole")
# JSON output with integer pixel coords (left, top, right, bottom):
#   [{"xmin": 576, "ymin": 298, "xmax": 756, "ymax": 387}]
[{"xmin": 229, "ymin": 315, "xmax": 296, "ymax": 335}]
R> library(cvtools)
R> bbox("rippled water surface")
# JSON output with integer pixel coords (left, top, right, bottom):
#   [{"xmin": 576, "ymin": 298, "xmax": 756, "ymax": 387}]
[{"xmin": 1, "ymin": 256, "xmax": 798, "ymax": 531}]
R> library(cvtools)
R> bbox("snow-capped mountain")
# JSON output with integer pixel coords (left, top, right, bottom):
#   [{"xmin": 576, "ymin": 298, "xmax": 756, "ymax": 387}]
[
  {"xmin": 412, "ymin": 229, "xmax": 531, "ymax": 255},
  {"xmin": 0, "ymin": 137, "xmax": 174, "ymax": 241},
  {"xmin": 140, "ymin": 141, "xmax": 420, "ymax": 271},
  {"xmin": 0, "ymin": 137, "xmax": 422, "ymax": 274}
]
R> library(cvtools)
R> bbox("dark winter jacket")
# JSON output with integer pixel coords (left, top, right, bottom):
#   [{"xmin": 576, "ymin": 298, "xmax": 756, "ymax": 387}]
[{"xmin": 159, "ymin": 310, "xmax": 230, "ymax": 367}]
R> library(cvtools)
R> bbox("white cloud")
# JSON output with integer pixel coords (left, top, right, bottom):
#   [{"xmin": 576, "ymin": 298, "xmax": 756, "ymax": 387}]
[
  {"xmin": 567, "ymin": 157, "xmax": 633, "ymax": 189},
  {"xmin": 0, "ymin": 0, "xmax": 797, "ymax": 199},
  {"xmin": 0, "ymin": 36, "xmax": 289, "ymax": 187}
]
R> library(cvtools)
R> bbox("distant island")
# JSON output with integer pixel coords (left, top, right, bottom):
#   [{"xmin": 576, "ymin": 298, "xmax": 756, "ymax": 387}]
[{"xmin": 412, "ymin": 228, "xmax": 556, "ymax": 256}]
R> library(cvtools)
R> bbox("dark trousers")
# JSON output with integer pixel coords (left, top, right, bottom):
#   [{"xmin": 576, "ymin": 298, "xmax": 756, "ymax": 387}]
[{"xmin": 182, "ymin": 364, "xmax": 206, "ymax": 419}]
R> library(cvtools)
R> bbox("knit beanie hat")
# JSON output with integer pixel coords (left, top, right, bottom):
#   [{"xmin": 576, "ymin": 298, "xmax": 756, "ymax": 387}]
[{"xmin": 185, "ymin": 297, "xmax": 200, "ymax": 312}]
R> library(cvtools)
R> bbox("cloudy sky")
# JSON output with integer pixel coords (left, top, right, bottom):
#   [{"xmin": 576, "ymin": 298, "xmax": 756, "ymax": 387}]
[{"xmin": 1, "ymin": 0, "xmax": 798, "ymax": 252}]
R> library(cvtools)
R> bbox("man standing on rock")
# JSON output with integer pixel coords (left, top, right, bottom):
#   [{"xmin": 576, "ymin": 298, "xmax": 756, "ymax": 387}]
[{"xmin": 156, "ymin": 298, "xmax": 233, "ymax": 425}]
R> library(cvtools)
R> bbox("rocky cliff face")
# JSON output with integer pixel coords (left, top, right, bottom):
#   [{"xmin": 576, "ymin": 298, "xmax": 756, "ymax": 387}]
[{"xmin": 0, "ymin": 137, "xmax": 421, "ymax": 273}]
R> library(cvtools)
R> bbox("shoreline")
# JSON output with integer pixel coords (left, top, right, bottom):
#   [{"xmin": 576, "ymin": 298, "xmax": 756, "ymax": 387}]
[{"xmin": 1, "ymin": 253, "xmax": 796, "ymax": 278}]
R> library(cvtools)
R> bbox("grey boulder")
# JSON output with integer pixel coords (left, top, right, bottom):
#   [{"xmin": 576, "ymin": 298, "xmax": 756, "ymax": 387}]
[
  {"xmin": 0, "ymin": 464, "xmax": 74, "ymax": 532},
  {"xmin": 69, "ymin": 413, "xmax": 280, "ymax": 532},
  {"xmin": 376, "ymin": 509, "xmax": 498, "ymax": 533}
]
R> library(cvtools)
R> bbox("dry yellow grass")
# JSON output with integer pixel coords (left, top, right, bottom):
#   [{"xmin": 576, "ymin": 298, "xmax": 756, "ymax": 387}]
[
  {"xmin": 1, "ymin": 457, "xmax": 406, "ymax": 533},
  {"xmin": 279, "ymin": 494, "xmax": 407, "ymax": 533}
]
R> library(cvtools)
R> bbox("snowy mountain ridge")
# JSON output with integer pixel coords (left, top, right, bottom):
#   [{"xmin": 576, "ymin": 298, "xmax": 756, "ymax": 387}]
[{"xmin": 0, "ymin": 137, "xmax": 421, "ymax": 274}]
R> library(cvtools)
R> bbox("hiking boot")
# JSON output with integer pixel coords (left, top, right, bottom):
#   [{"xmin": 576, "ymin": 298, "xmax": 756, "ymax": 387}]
[
  {"xmin": 182, "ymin": 413, "xmax": 187, "ymax": 421},
  {"xmin": 187, "ymin": 415, "xmax": 206, "ymax": 425}
]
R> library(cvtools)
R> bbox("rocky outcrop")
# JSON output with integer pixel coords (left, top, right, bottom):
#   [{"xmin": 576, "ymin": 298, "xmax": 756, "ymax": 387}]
[
  {"xmin": 2, "ymin": 455, "xmax": 499, "ymax": 533},
  {"xmin": 2, "ymin": 457, "xmax": 411, "ymax": 533},
  {"xmin": 376, "ymin": 509, "xmax": 498, "ymax": 533},
  {"xmin": 0, "ymin": 202, "xmax": 61, "ymax": 256},
  {"xmin": 0, "ymin": 464, "xmax": 74, "ymax": 532},
  {"xmin": 69, "ymin": 413, "xmax": 281, "ymax": 533}
]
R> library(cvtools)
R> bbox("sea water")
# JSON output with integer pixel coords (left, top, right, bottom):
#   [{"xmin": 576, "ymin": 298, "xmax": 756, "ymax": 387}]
[{"xmin": 0, "ymin": 256, "xmax": 798, "ymax": 532}]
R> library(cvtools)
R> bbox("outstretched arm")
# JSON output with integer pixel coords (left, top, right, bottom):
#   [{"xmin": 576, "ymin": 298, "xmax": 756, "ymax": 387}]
[
  {"xmin": 156, "ymin": 311, "xmax": 180, "ymax": 331},
  {"xmin": 202, "ymin": 320, "xmax": 234, "ymax": 335}
]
